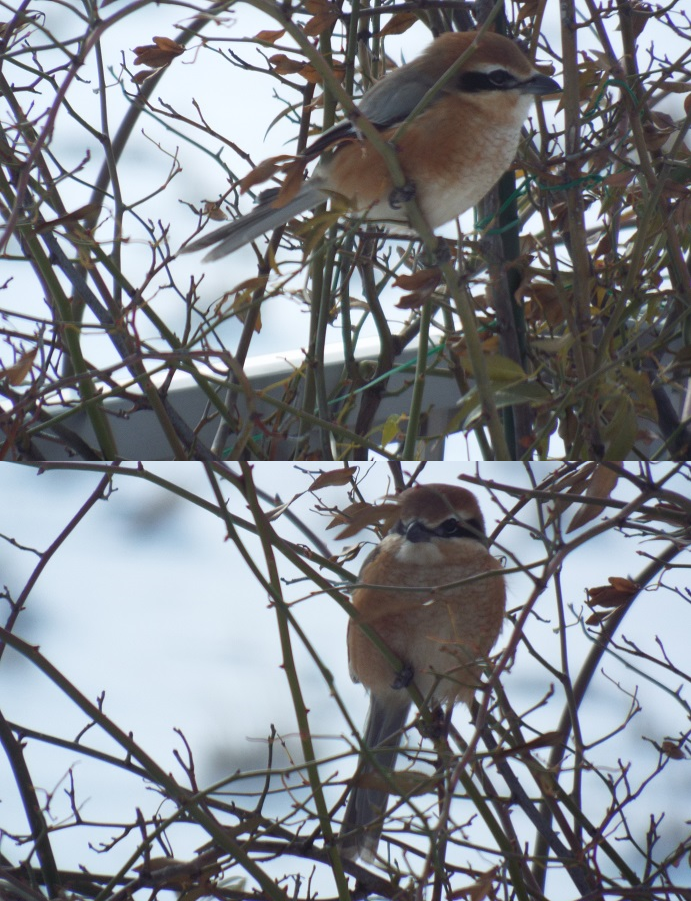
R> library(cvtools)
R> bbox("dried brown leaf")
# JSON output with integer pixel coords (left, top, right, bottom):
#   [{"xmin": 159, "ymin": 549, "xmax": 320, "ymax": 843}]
[
  {"xmin": 303, "ymin": 3, "xmax": 339, "ymax": 37},
  {"xmin": 228, "ymin": 289, "xmax": 263, "ymax": 332},
  {"xmin": 228, "ymin": 275, "xmax": 269, "ymax": 296},
  {"xmin": 203, "ymin": 202, "xmax": 227, "ymax": 222},
  {"xmin": 522, "ymin": 281, "xmax": 565, "ymax": 328},
  {"xmin": 265, "ymin": 496, "xmax": 301, "ymax": 521},
  {"xmin": 515, "ymin": 0, "xmax": 541, "ymax": 24},
  {"xmin": 548, "ymin": 464, "xmax": 597, "ymax": 519},
  {"xmin": 393, "ymin": 268, "xmax": 441, "ymax": 291},
  {"xmin": 586, "ymin": 576, "xmax": 638, "ymax": 611},
  {"xmin": 0, "ymin": 349, "xmax": 37, "ymax": 385},
  {"xmin": 296, "ymin": 63, "xmax": 322, "ymax": 83},
  {"xmin": 567, "ymin": 464, "xmax": 621, "ymax": 532},
  {"xmin": 661, "ymin": 740, "xmax": 685, "ymax": 760},
  {"xmin": 453, "ymin": 867, "xmax": 499, "ymax": 901},
  {"xmin": 309, "ymin": 467, "xmax": 358, "ymax": 490},
  {"xmin": 375, "ymin": 12, "xmax": 418, "ymax": 36},
  {"xmin": 254, "ymin": 29, "xmax": 285, "ymax": 43},
  {"xmin": 239, "ymin": 154, "xmax": 295, "ymax": 194},
  {"xmin": 643, "ymin": 111, "xmax": 676, "ymax": 151},
  {"xmin": 331, "ymin": 500, "xmax": 399, "ymax": 539},
  {"xmin": 133, "ymin": 36, "xmax": 184, "ymax": 68},
  {"xmin": 273, "ymin": 159, "xmax": 308, "ymax": 207},
  {"xmin": 132, "ymin": 69, "xmax": 152, "ymax": 85},
  {"xmin": 269, "ymin": 53, "xmax": 305, "ymax": 75}
]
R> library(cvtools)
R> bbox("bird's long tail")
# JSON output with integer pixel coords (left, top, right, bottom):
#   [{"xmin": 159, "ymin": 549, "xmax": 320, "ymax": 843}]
[
  {"xmin": 339, "ymin": 697, "xmax": 411, "ymax": 861},
  {"xmin": 181, "ymin": 182, "xmax": 326, "ymax": 261}
]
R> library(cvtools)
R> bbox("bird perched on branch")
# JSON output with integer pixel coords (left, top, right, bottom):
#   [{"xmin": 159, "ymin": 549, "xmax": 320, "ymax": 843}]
[
  {"xmin": 182, "ymin": 30, "xmax": 559, "ymax": 261},
  {"xmin": 339, "ymin": 483, "xmax": 506, "ymax": 862}
]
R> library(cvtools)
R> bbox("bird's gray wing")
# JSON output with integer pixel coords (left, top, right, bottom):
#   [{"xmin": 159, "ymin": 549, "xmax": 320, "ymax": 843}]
[
  {"xmin": 303, "ymin": 65, "xmax": 442, "ymax": 159},
  {"xmin": 357, "ymin": 65, "xmax": 442, "ymax": 127}
]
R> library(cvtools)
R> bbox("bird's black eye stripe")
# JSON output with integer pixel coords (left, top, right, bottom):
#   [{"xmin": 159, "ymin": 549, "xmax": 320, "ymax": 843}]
[
  {"xmin": 465, "ymin": 517, "xmax": 486, "ymax": 539},
  {"xmin": 391, "ymin": 516, "xmax": 486, "ymax": 542},
  {"xmin": 433, "ymin": 517, "xmax": 485, "ymax": 541},
  {"xmin": 457, "ymin": 69, "xmax": 519, "ymax": 93}
]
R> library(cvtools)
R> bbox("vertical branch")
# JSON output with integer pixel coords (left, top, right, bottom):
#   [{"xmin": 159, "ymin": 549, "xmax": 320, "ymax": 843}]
[
  {"xmin": 231, "ymin": 464, "xmax": 352, "ymax": 897},
  {"xmin": 0, "ymin": 711, "xmax": 61, "ymax": 898},
  {"xmin": 353, "ymin": 238, "xmax": 396, "ymax": 460},
  {"xmin": 478, "ymin": 177, "xmax": 528, "ymax": 460},
  {"xmin": 559, "ymin": 2, "xmax": 601, "ymax": 458}
]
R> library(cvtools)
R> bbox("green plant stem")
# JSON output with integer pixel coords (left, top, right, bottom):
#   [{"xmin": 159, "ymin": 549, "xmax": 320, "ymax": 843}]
[
  {"xmin": 559, "ymin": 2, "xmax": 599, "ymax": 458},
  {"xmin": 6, "ymin": 228, "xmax": 118, "ymax": 459},
  {"xmin": 402, "ymin": 297, "xmax": 432, "ymax": 459}
]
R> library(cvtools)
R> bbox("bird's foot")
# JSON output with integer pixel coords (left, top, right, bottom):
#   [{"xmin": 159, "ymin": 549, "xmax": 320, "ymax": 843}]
[
  {"xmin": 417, "ymin": 705, "xmax": 447, "ymax": 740},
  {"xmin": 433, "ymin": 237, "xmax": 451, "ymax": 264},
  {"xmin": 389, "ymin": 180, "xmax": 417, "ymax": 210},
  {"xmin": 392, "ymin": 662, "xmax": 414, "ymax": 690}
]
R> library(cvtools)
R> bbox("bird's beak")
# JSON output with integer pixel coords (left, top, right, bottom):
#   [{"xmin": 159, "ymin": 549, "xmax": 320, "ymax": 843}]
[
  {"xmin": 522, "ymin": 73, "xmax": 561, "ymax": 96},
  {"xmin": 405, "ymin": 521, "xmax": 432, "ymax": 544}
]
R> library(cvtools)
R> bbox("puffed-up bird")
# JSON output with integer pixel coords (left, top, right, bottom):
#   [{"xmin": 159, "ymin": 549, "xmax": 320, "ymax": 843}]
[
  {"xmin": 183, "ymin": 30, "xmax": 559, "ymax": 261},
  {"xmin": 339, "ymin": 483, "xmax": 506, "ymax": 861}
]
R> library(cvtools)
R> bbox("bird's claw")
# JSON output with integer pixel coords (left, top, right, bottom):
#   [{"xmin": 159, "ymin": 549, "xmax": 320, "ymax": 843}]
[
  {"xmin": 389, "ymin": 180, "xmax": 417, "ymax": 210},
  {"xmin": 392, "ymin": 662, "xmax": 414, "ymax": 690},
  {"xmin": 417, "ymin": 705, "xmax": 447, "ymax": 740},
  {"xmin": 433, "ymin": 237, "xmax": 451, "ymax": 264}
]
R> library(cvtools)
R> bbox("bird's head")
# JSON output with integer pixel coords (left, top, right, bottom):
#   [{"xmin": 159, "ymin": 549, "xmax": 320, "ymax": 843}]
[
  {"xmin": 388, "ymin": 483, "xmax": 488, "ymax": 548},
  {"xmin": 429, "ymin": 31, "xmax": 560, "ymax": 102}
]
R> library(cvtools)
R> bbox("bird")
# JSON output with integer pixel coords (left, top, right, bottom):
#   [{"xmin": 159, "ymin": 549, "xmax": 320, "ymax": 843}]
[
  {"xmin": 339, "ymin": 483, "xmax": 506, "ymax": 862},
  {"xmin": 182, "ymin": 30, "xmax": 560, "ymax": 261}
]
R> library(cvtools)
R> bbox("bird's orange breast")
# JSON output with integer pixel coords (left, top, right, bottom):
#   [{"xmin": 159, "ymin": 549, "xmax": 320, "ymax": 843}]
[
  {"xmin": 318, "ymin": 90, "xmax": 532, "ymax": 229},
  {"xmin": 347, "ymin": 535, "xmax": 505, "ymax": 707}
]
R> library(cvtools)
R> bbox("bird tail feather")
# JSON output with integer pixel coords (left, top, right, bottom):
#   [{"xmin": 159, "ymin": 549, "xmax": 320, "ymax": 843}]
[
  {"xmin": 182, "ymin": 182, "xmax": 325, "ymax": 261},
  {"xmin": 339, "ymin": 697, "xmax": 411, "ymax": 861}
]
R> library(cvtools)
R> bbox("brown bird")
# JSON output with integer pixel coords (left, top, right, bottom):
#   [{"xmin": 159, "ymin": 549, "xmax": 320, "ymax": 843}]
[
  {"xmin": 182, "ymin": 31, "xmax": 559, "ymax": 260},
  {"xmin": 340, "ymin": 483, "xmax": 506, "ymax": 861}
]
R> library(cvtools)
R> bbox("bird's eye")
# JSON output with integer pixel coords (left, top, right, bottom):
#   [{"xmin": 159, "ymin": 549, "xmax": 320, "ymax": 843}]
[
  {"xmin": 440, "ymin": 518, "xmax": 461, "ymax": 536},
  {"xmin": 488, "ymin": 69, "xmax": 514, "ymax": 88},
  {"xmin": 436, "ymin": 517, "xmax": 486, "ymax": 541}
]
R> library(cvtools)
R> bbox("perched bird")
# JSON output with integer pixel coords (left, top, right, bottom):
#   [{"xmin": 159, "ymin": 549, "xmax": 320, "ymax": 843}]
[
  {"xmin": 183, "ymin": 31, "xmax": 559, "ymax": 261},
  {"xmin": 339, "ymin": 483, "xmax": 506, "ymax": 862}
]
